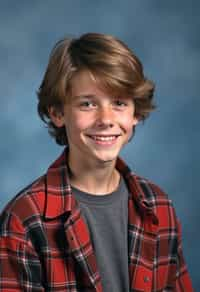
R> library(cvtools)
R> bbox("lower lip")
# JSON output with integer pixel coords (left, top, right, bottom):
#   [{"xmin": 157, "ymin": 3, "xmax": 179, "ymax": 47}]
[{"xmin": 88, "ymin": 136, "xmax": 119, "ymax": 146}]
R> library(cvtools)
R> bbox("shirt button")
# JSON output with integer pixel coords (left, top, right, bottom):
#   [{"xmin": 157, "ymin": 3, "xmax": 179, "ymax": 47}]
[{"xmin": 143, "ymin": 275, "xmax": 150, "ymax": 283}]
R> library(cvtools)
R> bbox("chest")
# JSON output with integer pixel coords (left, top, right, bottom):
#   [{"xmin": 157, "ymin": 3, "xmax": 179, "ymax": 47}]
[{"xmin": 33, "ymin": 203, "xmax": 177, "ymax": 291}]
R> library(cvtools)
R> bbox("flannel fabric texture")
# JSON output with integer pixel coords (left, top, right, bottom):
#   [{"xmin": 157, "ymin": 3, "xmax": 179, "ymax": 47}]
[{"xmin": 0, "ymin": 148, "xmax": 193, "ymax": 291}]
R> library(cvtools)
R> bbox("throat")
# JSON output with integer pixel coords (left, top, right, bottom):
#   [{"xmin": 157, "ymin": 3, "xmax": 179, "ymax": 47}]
[{"xmin": 69, "ymin": 169, "xmax": 121, "ymax": 195}]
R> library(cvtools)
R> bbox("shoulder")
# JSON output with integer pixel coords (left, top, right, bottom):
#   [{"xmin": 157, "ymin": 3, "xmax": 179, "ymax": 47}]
[
  {"xmin": 132, "ymin": 171, "xmax": 172, "ymax": 203},
  {"xmin": 117, "ymin": 156, "xmax": 172, "ymax": 206},
  {"xmin": 130, "ymin": 173, "xmax": 178, "ymax": 228},
  {"xmin": 0, "ymin": 175, "xmax": 46, "ymax": 239}
]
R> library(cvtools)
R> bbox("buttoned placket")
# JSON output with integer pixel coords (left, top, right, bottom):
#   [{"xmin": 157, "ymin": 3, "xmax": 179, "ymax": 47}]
[
  {"xmin": 64, "ymin": 207, "xmax": 103, "ymax": 292},
  {"xmin": 128, "ymin": 196, "xmax": 159, "ymax": 291}
]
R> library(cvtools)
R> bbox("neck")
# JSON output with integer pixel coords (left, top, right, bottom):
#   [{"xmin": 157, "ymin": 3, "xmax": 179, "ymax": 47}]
[{"xmin": 68, "ymin": 152, "xmax": 120, "ymax": 195}]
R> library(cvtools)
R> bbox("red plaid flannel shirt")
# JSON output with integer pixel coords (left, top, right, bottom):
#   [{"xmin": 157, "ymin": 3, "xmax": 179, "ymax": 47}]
[{"xmin": 0, "ymin": 148, "xmax": 193, "ymax": 291}]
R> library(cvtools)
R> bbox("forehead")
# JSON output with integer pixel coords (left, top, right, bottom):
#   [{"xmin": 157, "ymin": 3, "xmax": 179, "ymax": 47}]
[
  {"xmin": 68, "ymin": 69, "xmax": 134, "ymax": 103},
  {"xmin": 70, "ymin": 70, "xmax": 107, "ymax": 97}
]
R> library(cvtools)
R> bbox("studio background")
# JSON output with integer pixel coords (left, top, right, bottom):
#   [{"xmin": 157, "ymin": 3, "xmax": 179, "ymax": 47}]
[{"xmin": 1, "ymin": 1, "xmax": 199, "ymax": 290}]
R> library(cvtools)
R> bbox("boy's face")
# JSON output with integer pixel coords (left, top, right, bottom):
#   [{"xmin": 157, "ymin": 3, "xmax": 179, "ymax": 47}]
[{"xmin": 51, "ymin": 70, "xmax": 138, "ymax": 165}]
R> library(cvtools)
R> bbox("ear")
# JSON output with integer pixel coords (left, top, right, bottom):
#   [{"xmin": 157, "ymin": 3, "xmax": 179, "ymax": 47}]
[
  {"xmin": 132, "ymin": 116, "xmax": 139, "ymax": 127},
  {"xmin": 48, "ymin": 106, "xmax": 65, "ymax": 128}
]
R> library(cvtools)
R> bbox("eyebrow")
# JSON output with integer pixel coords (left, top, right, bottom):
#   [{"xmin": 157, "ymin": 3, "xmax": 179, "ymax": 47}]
[
  {"xmin": 73, "ymin": 95, "xmax": 96, "ymax": 100},
  {"xmin": 72, "ymin": 94, "xmax": 131, "ymax": 101}
]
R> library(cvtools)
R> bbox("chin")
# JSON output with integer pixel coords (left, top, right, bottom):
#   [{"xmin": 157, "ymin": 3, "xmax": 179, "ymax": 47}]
[{"xmin": 94, "ymin": 152, "xmax": 118, "ymax": 163}]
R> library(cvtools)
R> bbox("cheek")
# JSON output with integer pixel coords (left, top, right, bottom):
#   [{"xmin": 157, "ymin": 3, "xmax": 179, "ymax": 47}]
[
  {"xmin": 68, "ymin": 113, "xmax": 91, "ymax": 132},
  {"xmin": 119, "ymin": 114, "xmax": 135, "ymax": 131}
]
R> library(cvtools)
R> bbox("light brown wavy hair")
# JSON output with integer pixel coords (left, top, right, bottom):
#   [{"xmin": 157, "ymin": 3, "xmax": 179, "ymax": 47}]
[{"xmin": 37, "ymin": 33, "xmax": 156, "ymax": 145}]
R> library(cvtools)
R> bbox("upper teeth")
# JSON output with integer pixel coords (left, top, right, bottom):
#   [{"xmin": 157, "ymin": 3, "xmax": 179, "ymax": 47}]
[{"xmin": 90, "ymin": 136, "xmax": 117, "ymax": 141}]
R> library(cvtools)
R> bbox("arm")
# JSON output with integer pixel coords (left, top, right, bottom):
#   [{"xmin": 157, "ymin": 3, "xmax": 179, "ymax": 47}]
[
  {"xmin": 148, "ymin": 181, "xmax": 193, "ymax": 290},
  {"xmin": 0, "ymin": 236, "xmax": 44, "ymax": 291},
  {"xmin": 175, "ymin": 219, "xmax": 193, "ymax": 291},
  {"xmin": 0, "ymin": 208, "xmax": 44, "ymax": 291}
]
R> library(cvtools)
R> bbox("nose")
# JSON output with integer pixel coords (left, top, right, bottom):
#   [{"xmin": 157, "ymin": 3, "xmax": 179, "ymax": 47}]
[{"xmin": 95, "ymin": 106, "xmax": 115, "ymax": 128}]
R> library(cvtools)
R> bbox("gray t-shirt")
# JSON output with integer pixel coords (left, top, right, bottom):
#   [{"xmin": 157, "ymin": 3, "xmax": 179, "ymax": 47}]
[{"xmin": 71, "ymin": 175, "xmax": 130, "ymax": 292}]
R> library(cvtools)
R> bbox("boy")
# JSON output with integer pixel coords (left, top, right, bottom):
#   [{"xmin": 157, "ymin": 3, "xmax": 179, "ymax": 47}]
[{"xmin": 0, "ymin": 33, "xmax": 193, "ymax": 291}]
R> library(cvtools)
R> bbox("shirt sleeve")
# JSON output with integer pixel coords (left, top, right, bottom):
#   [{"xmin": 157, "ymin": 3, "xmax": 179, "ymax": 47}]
[
  {"xmin": 0, "ymin": 235, "xmax": 44, "ymax": 291},
  {"xmin": 175, "ymin": 219, "xmax": 194, "ymax": 291},
  {"xmin": 0, "ymin": 206, "xmax": 45, "ymax": 292}
]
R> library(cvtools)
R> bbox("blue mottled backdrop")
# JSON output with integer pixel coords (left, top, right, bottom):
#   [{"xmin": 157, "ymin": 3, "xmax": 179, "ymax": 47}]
[{"xmin": 0, "ymin": 0, "xmax": 199, "ymax": 289}]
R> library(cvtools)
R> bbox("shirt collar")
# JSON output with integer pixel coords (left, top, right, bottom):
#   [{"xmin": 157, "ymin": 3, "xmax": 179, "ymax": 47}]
[{"xmin": 43, "ymin": 147, "xmax": 158, "ymax": 222}]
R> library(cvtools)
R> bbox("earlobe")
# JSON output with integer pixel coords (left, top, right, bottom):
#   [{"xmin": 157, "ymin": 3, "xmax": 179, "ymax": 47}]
[
  {"xmin": 133, "ymin": 117, "xmax": 139, "ymax": 126},
  {"xmin": 48, "ymin": 106, "xmax": 65, "ymax": 128}
]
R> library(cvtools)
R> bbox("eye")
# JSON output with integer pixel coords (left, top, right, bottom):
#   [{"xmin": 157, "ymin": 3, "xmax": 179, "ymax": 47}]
[
  {"xmin": 79, "ymin": 101, "xmax": 97, "ymax": 109},
  {"xmin": 113, "ymin": 100, "xmax": 128, "ymax": 107},
  {"xmin": 81, "ymin": 101, "xmax": 91, "ymax": 107}
]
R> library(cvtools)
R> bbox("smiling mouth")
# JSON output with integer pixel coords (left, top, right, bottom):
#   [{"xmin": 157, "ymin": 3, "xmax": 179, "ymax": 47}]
[
  {"xmin": 87, "ymin": 135, "xmax": 119, "ymax": 141},
  {"xmin": 87, "ymin": 135, "xmax": 120, "ymax": 146}
]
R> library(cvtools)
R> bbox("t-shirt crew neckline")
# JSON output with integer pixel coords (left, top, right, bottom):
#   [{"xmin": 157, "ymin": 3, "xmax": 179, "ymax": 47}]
[{"xmin": 70, "ymin": 175, "xmax": 124, "ymax": 206}]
